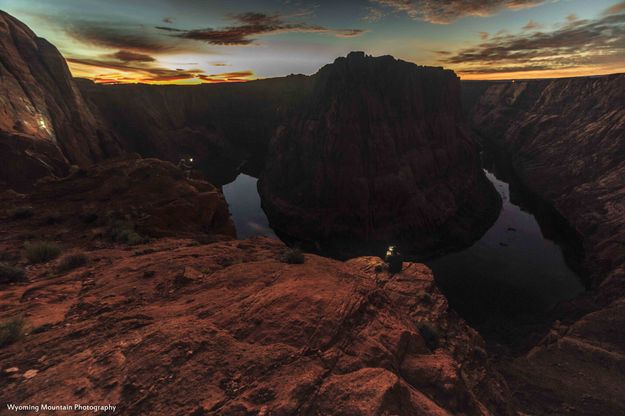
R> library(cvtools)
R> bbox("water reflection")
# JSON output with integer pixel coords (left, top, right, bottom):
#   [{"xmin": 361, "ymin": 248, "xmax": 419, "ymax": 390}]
[
  {"xmin": 426, "ymin": 166, "xmax": 584, "ymax": 327},
  {"xmin": 222, "ymin": 174, "xmax": 276, "ymax": 239},
  {"xmin": 220, "ymin": 158, "xmax": 585, "ymax": 336}
]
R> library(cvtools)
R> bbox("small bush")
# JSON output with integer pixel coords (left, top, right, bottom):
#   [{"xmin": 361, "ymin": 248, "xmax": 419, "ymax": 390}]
[
  {"xmin": 10, "ymin": 206, "xmax": 34, "ymax": 220},
  {"xmin": 0, "ymin": 263, "xmax": 26, "ymax": 284},
  {"xmin": 418, "ymin": 321, "xmax": 440, "ymax": 350},
  {"xmin": 0, "ymin": 317, "xmax": 25, "ymax": 348},
  {"xmin": 24, "ymin": 241, "xmax": 62, "ymax": 264},
  {"xmin": 280, "ymin": 247, "xmax": 305, "ymax": 264},
  {"xmin": 56, "ymin": 252, "xmax": 88, "ymax": 273},
  {"xmin": 30, "ymin": 323, "xmax": 53, "ymax": 334},
  {"xmin": 106, "ymin": 221, "xmax": 148, "ymax": 246}
]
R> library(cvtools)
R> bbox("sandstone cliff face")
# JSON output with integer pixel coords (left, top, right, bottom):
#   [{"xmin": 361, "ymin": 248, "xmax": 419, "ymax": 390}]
[
  {"xmin": 0, "ymin": 232, "xmax": 514, "ymax": 415},
  {"xmin": 0, "ymin": 12, "xmax": 119, "ymax": 191},
  {"xmin": 0, "ymin": 157, "xmax": 235, "ymax": 241},
  {"xmin": 80, "ymin": 52, "xmax": 500, "ymax": 256},
  {"xmin": 77, "ymin": 75, "xmax": 310, "ymax": 184},
  {"xmin": 468, "ymin": 74, "xmax": 625, "ymax": 415},
  {"xmin": 259, "ymin": 52, "xmax": 499, "ymax": 255}
]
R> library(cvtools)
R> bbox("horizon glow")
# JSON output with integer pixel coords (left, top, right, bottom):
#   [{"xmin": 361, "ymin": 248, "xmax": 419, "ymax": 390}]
[{"xmin": 0, "ymin": 0, "xmax": 623, "ymax": 83}]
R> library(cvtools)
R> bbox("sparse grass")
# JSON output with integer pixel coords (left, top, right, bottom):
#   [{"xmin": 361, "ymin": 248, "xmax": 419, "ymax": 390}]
[
  {"xmin": 24, "ymin": 241, "xmax": 62, "ymax": 264},
  {"xmin": 0, "ymin": 263, "xmax": 26, "ymax": 283},
  {"xmin": 56, "ymin": 252, "xmax": 88, "ymax": 273},
  {"xmin": 24, "ymin": 241, "xmax": 63, "ymax": 264},
  {"xmin": 9, "ymin": 206, "xmax": 34, "ymax": 220},
  {"xmin": 0, "ymin": 317, "xmax": 25, "ymax": 348},
  {"xmin": 106, "ymin": 220, "xmax": 148, "ymax": 246},
  {"xmin": 279, "ymin": 247, "xmax": 305, "ymax": 264}
]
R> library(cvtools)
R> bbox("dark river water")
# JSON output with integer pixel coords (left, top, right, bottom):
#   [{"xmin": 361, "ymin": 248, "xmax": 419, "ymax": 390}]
[
  {"xmin": 222, "ymin": 173, "xmax": 276, "ymax": 239},
  {"xmin": 220, "ymin": 161, "xmax": 585, "ymax": 334}
]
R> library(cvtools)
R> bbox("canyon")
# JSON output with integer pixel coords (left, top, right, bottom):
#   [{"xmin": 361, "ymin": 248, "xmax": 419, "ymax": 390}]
[
  {"xmin": 78, "ymin": 52, "xmax": 500, "ymax": 256},
  {"xmin": 466, "ymin": 75, "xmax": 625, "ymax": 415},
  {"xmin": 1, "ymin": 9, "xmax": 625, "ymax": 416},
  {"xmin": 0, "ymin": 11, "xmax": 120, "ymax": 192}
]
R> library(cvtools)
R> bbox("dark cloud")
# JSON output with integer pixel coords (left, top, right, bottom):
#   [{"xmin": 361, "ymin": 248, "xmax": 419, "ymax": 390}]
[
  {"xmin": 442, "ymin": 6, "xmax": 625, "ymax": 75},
  {"xmin": 109, "ymin": 50, "xmax": 156, "ymax": 62},
  {"xmin": 66, "ymin": 57, "xmax": 203, "ymax": 82},
  {"xmin": 605, "ymin": 1, "xmax": 625, "ymax": 15},
  {"xmin": 154, "ymin": 26, "xmax": 185, "ymax": 32},
  {"xmin": 65, "ymin": 22, "xmax": 174, "ymax": 53},
  {"xmin": 369, "ymin": 0, "xmax": 544, "ymax": 24},
  {"xmin": 163, "ymin": 17, "xmax": 174, "ymax": 24},
  {"xmin": 335, "ymin": 29, "xmax": 367, "ymax": 38},
  {"xmin": 157, "ymin": 12, "xmax": 364, "ymax": 45},
  {"xmin": 67, "ymin": 57, "xmax": 254, "ymax": 84},
  {"xmin": 522, "ymin": 19, "xmax": 542, "ymax": 30}
]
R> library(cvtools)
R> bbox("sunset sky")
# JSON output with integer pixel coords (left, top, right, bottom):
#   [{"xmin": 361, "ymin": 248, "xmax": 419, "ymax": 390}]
[{"xmin": 1, "ymin": 0, "xmax": 624, "ymax": 83}]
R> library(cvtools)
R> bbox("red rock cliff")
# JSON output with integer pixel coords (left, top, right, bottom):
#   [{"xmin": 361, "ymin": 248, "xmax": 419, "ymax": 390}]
[
  {"xmin": 0, "ymin": 11, "xmax": 119, "ymax": 191},
  {"xmin": 468, "ymin": 74, "xmax": 625, "ymax": 415},
  {"xmin": 259, "ymin": 52, "xmax": 499, "ymax": 255}
]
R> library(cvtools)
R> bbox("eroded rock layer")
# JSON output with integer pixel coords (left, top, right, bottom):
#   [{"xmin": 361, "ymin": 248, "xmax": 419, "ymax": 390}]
[
  {"xmin": 77, "ymin": 75, "xmax": 310, "ymax": 184},
  {"xmin": 0, "ymin": 11, "xmax": 119, "ymax": 190},
  {"xmin": 0, "ymin": 157, "xmax": 235, "ymax": 241},
  {"xmin": 468, "ymin": 74, "xmax": 625, "ymax": 416},
  {"xmin": 0, "ymin": 233, "xmax": 513, "ymax": 415},
  {"xmin": 259, "ymin": 52, "xmax": 499, "ymax": 255}
]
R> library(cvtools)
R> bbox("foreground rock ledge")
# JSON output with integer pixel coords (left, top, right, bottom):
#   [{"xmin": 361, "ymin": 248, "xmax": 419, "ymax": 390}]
[{"xmin": 0, "ymin": 237, "xmax": 514, "ymax": 415}]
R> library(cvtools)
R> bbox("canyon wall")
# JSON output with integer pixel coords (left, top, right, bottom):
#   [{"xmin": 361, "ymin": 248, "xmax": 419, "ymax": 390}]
[
  {"xmin": 467, "ymin": 74, "xmax": 625, "ymax": 415},
  {"xmin": 259, "ymin": 52, "xmax": 499, "ymax": 255},
  {"xmin": 77, "ymin": 75, "xmax": 311, "ymax": 184},
  {"xmin": 82, "ymin": 52, "xmax": 499, "ymax": 256},
  {"xmin": 0, "ymin": 11, "xmax": 120, "ymax": 191},
  {"xmin": 0, "ymin": 11, "xmax": 499, "ymax": 256}
]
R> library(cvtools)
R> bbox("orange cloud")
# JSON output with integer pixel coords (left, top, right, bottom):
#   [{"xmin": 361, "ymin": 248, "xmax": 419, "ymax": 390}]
[
  {"xmin": 67, "ymin": 57, "xmax": 254, "ymax": 84},
  {"xmin": 198, "ymin": 71, "xmax": 255, "ymax": 83}
]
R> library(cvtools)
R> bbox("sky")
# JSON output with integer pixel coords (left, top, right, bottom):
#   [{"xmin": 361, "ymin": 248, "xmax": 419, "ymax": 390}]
[{"xmin": 1, "ymin": 0, "xmax": 624, "ymax": 83}]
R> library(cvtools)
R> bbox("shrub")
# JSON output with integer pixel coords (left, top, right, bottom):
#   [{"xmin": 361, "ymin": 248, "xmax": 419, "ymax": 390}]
[
  {"xmin": 0, "ymin": 263, "xmax": 26, "ymax": 284},
  {"xmin": 0, "ymin": 317, "xmax": 25, "ymax": 348},
  {"xmin": 418, "ymin": 321, "xmax": 440, "ymax": 350},
  {"xmin": 106, "ymin": 221, "xmax": 148, "ymax": 246},
  {"xmin": 280, "ymin": 247, "xmax": 305, "ymax": 264},
  {"xmin": 56, "ymin": 252, "xmax": 88, "ymax": 273},
  {"xmin": 10, "ymin": 206, "xmax": 34, "ymax": 220},
  {"xmin": 24, "ymin": 241, "xmax": 62, "ymax": 264}
]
